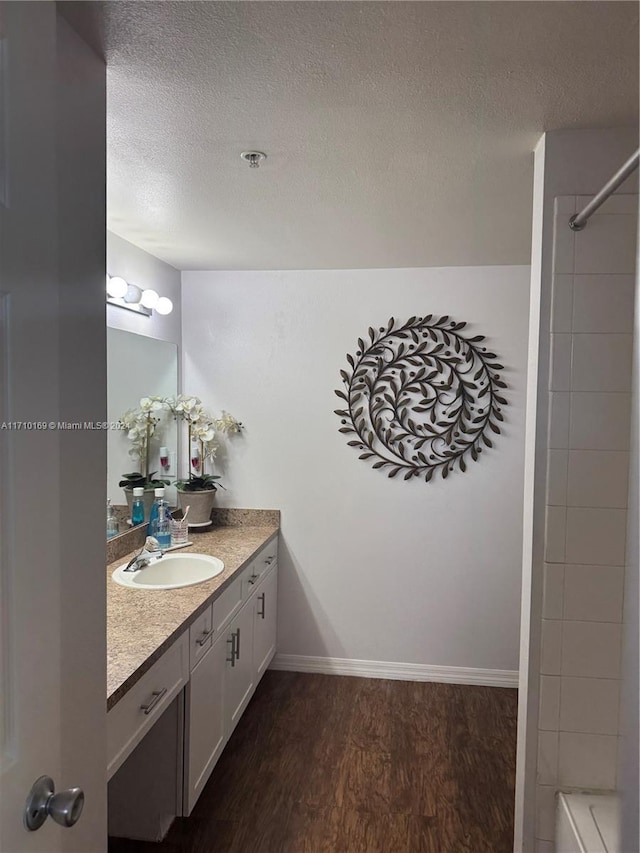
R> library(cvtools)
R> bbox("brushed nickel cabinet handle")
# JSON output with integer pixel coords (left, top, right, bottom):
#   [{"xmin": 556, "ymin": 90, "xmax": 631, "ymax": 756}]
[
  {"xmin": 140, "ymin": 687, "xmax": 167, "ymax": 715},
  {"xmin": 196, "ymin": 628, "xmax": 211, "ymax": 647},
  {"xmin": 257, "ymin": 592, "xmax": 266, "ymax": 619}
]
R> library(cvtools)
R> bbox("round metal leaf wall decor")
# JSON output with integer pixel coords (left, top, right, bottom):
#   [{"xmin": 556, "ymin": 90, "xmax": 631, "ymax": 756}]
[{"xmin": 334, "ymin": 315, "xmax": 508, "ymax": 481}]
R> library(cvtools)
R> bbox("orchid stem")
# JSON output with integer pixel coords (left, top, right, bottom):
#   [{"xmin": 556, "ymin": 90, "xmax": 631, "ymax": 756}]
[{"xmin": 145, "ymin": 417, "xmax": 151, "ymax": 479}]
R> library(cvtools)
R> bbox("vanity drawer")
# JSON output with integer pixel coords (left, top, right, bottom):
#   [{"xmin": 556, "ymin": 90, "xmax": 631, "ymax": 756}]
[
  {"xmin": 243, "ymin": 540, "xmax": 278, "ymax": 597},
  {"xmin": 212, "ymin": 572, "xmax": 245, "ymax": 636},
  {"xmin": 107, "ymin": 631, "xmax": 189, "ymax": 780},
  {"xmin": 190, "ymin": 605, "xmax": 213, "ymax": 669}
]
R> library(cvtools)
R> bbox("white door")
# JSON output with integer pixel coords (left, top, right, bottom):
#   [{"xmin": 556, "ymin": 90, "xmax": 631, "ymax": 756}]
[{"xmin": 0, "ymin": 5, "xmax": 107, "ymax": 851}]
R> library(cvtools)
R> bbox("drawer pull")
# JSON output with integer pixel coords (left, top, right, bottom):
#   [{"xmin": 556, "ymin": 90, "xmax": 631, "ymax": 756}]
[
  {"xmin": 257, "ymin": 592, "xmax": 266, "ymax": 619},
  {"xmin": 140, "ymin": 688, "xmax": 167, "ymax": 716},
  {"xmin": 248, "ymin": 573, "xmax": 259, "ymax": 585},
  {"xmin": 264, "ymin": 556, "xmax": 274, "ymax": 565},
  {"xmin": 226, "ymin": 635, "xmax": 236, "ymax": 667},
  {"xmin": 196, "ymin": 628, "xmax": 211, "ymax": 647},
  {"xmin": 235, "ymin": 627, "xmax": 241, "ymax": 660}
]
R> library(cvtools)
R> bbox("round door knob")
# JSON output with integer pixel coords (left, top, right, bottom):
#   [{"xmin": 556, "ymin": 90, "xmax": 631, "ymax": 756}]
[{"xmin": 24, "ymin": 775, "xmax": 85, "ymax": 831}]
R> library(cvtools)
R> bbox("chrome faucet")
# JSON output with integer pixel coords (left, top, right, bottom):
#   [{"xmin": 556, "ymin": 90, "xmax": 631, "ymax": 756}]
[{"xmin": 123, "ymin": 537, "xmax": 165, "ymax": 572}]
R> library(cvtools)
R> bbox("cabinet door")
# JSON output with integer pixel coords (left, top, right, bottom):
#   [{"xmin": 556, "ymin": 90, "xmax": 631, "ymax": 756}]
[
  {"xmin": 224, "ymin": 602, "xmax": 255, "ymax": 737},
  {"xmin": 253, "ymin": 566, "xmax": 278, "ymax": 680},
  {"xmin": 184, "ymin": 632, "xmax": 227, "ymax": 815}
]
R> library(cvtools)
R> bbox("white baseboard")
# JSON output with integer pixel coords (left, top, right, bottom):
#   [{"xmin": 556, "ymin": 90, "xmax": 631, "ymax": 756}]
[{"xmin": 270, "ymin": 654, "xmax": 518, "ymax": 688}]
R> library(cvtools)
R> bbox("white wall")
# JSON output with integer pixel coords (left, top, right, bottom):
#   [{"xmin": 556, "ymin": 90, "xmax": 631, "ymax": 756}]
[
  {"xmin": 107, "ymin": 231, "xmax": 182, "ymax": 348},
  {"xmin": 183, "ymin": 266, "xmax": 529, "ymax": 676},
  {"xmin": 515, "ymin": 127, "xmax": 639, "ymax": 853}
]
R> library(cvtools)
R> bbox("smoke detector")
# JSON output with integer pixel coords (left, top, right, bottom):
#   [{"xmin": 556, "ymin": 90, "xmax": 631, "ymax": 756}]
[{"xmin": 240, "ymin": 151, "xmax": 267, "ymax": 168}]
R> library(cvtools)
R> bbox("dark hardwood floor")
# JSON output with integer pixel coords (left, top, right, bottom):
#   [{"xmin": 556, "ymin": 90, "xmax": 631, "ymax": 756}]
[{"xmin": 109, "ymin": 672, "xmax": 518, "ymax": 853}]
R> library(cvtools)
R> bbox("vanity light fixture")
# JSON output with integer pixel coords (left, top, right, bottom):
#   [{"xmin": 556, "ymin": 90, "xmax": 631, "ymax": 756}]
[{"xmin": 106, "ymin": 275, "xmax": 173, "ymax": 317}]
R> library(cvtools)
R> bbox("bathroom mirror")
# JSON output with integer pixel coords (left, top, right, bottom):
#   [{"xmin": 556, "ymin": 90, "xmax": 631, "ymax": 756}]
[{"xmin": 107, "ymin": 329, "xmax": 179, "ymax": 535}]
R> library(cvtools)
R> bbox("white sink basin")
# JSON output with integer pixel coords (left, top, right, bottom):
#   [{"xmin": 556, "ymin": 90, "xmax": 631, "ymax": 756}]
[{"xmin": 112, "ymin": 553, "xmax": 224, "ymax": 590}]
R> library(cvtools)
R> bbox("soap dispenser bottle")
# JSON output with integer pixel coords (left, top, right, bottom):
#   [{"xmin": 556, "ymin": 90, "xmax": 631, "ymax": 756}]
[{"xmin": 131, "ymin": 487, "xmax": 145, "ymax": 526}]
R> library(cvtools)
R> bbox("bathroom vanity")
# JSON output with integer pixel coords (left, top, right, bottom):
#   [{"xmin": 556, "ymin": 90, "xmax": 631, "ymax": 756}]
[{"xmin": 106, "ymin": 512, "xmax": 279, "ymax": 839}]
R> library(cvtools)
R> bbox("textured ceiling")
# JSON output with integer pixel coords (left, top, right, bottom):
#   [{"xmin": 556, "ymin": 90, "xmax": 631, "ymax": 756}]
[{"xmin": 61, "ymin": 1, "xmax": 639, "ymax": 271}]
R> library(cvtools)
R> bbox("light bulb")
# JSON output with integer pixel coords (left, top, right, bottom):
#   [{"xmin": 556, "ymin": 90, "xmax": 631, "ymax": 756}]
[
  {"xmin": 140, "ymin": 289, "xmax": 159, "ymax": 309},
  {"xmin": 155, "ymin": 297, "xmax": 173, "ymax": 315},
  {"xmin": 107, "ymin": 276, "xmax": 128, "ymax": 299},
  {"xmin": 124, "ymin": 284, "xmax": 142, "ymax": 304}
]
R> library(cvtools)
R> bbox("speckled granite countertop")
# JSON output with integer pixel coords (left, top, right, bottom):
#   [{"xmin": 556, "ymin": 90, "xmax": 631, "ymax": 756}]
[{"xmin": 107, "ymin": 511, "xmax": 279, "ymax": 711}]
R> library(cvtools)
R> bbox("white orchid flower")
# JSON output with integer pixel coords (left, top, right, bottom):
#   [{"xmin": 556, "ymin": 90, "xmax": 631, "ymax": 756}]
[
  {"xmin": 202, "ymin": 439, "xmax": 220, "ymax": 460},
  {"xmin": 214, "ymin": 411, "xmax": 242, "ymax": 434},
  {"xmin": 177, "ymin": 395, "xmax": 199, "ymax": 413},
  {"xmin": 120, "ymin": 395, "xmax": 241, "ymax": 480},
  {"xmin": 194, "ymin": 426, "xmax": 215, "ymax": 442},
  {"xmin": 139, "ymin": 396, "xmax": 164, "ymax": 412}
]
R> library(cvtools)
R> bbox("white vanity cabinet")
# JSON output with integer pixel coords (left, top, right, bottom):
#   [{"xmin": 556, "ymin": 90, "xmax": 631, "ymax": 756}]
[
  {"xmin": 183, "ymin": 538, "xmax": 278, "ymax": 816},
  {"xmin": 108, "ymin": 533, "xmax": 280, "ymax": 840}
]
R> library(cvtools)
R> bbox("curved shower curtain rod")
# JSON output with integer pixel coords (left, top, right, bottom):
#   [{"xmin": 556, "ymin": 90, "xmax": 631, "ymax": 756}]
[{"xmin": 569, "ymin": 148, "xmax": 639, "ymax": 231}]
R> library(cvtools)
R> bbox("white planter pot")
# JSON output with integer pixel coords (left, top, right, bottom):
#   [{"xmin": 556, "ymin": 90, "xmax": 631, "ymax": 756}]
[
  {"xmin": 176, "ymin": 489, "xmax": 216, "ymax": 527},
  {"xmin": 123, "ymin": 488, "xmax": 156, "ymax": 524}
]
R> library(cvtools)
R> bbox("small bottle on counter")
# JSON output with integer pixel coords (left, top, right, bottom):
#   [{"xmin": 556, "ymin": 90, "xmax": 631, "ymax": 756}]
[
  {"xmin": 131, "ymin": 487, "xmax": 145, "ymax": 526},
  {"xmin": 106, "ymin": 499, "xmax": 119, "ymax": 539},
  {"xmin": 147, "ymin": 487, "xmax": 165, "ymax": 535},
  {"xmin": 152, "ymin": 497, "xmax": 172, "ymax": 550}
]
